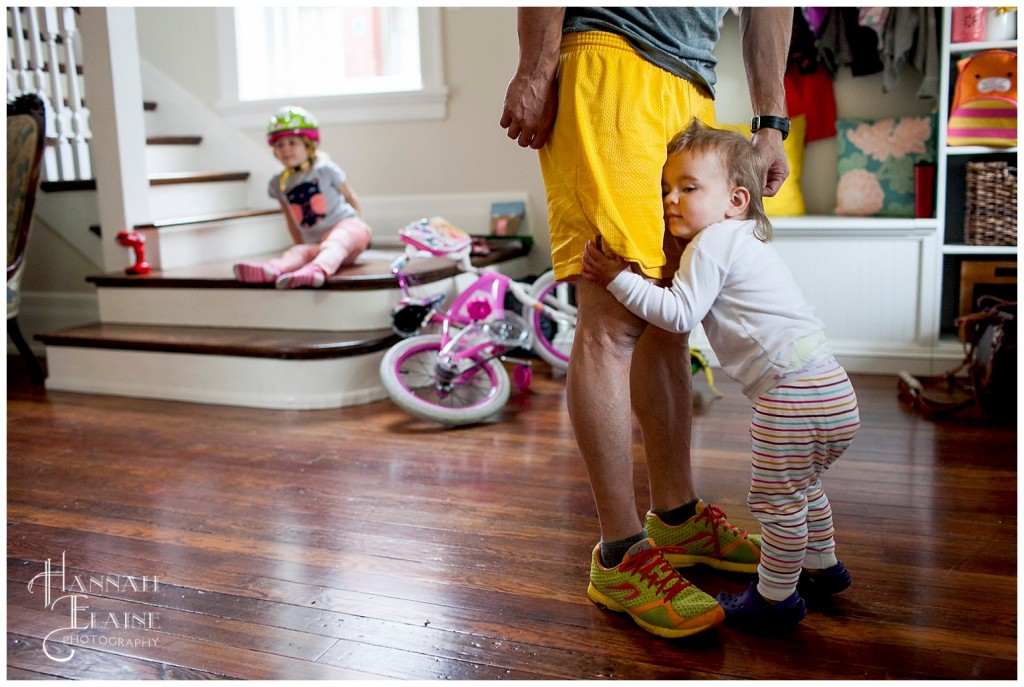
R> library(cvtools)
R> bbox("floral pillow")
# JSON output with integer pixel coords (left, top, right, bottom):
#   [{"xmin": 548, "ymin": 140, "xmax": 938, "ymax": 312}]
[{"xmin": 835, "ymin": 115, "xmax": 937, "ymax": 217}]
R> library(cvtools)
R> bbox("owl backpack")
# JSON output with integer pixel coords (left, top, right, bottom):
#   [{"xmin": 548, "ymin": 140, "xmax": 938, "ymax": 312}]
[{"xmin": 947, "ymin": 49, "xmax": 1017, "ymax": 147}]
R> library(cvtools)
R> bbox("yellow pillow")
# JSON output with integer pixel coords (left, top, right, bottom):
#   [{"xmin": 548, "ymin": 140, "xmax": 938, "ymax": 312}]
[{"xmin": 720, "ymin": 114, "xmax": 806, "ymax": 216}]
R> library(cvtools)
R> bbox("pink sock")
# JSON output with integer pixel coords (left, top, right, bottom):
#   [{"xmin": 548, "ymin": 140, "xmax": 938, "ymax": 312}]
[
  {"xmin": 234, "ymin": 261, "xmax": 280, "ymax": 284},
  {"xmin": 275, "ymin": 264, "xmax": 327, "ymax": 289}
]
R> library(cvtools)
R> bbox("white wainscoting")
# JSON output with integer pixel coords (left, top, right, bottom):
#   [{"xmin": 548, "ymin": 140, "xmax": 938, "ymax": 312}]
[{"xmin": 688, "ymin": 217, "xmax": 959, "ymax": 377}]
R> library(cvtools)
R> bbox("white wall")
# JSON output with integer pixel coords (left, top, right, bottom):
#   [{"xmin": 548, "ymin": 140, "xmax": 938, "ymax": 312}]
[
  {"xmin": 136, "ymin": 7, "xmax": 553, "ymax": 260},
  {"xmin": 18, "ymin": 7, "xmax": 944, "ymax": 364},
  {"xmin": 135, "ymin": 7, "xmax": 937, "ymax": 234}
]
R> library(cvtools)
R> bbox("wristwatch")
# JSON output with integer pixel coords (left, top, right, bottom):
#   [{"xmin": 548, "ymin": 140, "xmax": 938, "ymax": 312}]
[{"xmin": 750, "ymin": 115, "xmax": 791, "ymax": 140}]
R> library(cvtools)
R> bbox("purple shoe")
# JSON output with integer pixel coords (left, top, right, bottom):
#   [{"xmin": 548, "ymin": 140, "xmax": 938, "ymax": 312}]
[
  {"xmin": 797, "ymin": 561, "xmax": 852, "ymax": 601},
  {"xmin": 716, "ymin": 582, "xmax": 806, "ymax": 631}
]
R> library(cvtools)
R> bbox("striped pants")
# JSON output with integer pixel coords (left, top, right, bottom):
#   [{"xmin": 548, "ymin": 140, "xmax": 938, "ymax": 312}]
[{"xmin": 748, "ymin": 358, "xmax": 860, "ymax": 601}]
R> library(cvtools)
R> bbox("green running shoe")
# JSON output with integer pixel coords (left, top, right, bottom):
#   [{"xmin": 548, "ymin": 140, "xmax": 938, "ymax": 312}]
[
  {"xmin": 587, "ymin": 538, "xmax": 725, "ymax": 638},
  {"xmin": 646, "ymin": 500, "xmax": 761, "ymax": 573}
]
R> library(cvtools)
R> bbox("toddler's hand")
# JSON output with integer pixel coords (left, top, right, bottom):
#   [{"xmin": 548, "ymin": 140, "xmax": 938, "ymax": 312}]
[{"xmin": 581, "ymin": 239, "xmax": 627, "ymax": 287}]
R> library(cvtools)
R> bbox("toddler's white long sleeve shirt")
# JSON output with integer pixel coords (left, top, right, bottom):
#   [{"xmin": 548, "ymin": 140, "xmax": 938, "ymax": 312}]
[{"xmin": 607, "ymin": 218, "xmax": 829, "ymax": 399}]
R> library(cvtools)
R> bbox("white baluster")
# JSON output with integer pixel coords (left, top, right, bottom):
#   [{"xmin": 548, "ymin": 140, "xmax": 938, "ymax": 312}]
[
  {"xmin": 7, "ymin": 8, "xmax": 23, "ymax": 97},
  {"xmin": 11, "ymin": 7, "xmax": 32, "ymax": 95},
  {"xmin": 62, "ymin": 8, "xmax": 92, "ymax": 180},
  {"xmin": 23, "ymin": 6, "xmax": 64, "ymax": 180},
  {"xmin": 26, "ymin": 7, "xmax": 47, "ymax": 93},
  {"xmin": 42, "ymin": 7, "xmax": 71, "ymax": 181}
]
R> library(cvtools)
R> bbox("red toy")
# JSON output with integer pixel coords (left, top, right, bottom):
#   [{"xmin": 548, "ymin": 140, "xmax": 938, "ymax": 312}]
[{"xmin": 117, "ymin": 230, "xmax": 152, "ymax": 275}]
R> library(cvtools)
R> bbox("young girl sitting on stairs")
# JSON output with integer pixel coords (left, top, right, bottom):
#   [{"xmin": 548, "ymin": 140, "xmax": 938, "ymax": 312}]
[{"xmin": 233, "ymin": 105, "xmax": 373, "ymax": 289}]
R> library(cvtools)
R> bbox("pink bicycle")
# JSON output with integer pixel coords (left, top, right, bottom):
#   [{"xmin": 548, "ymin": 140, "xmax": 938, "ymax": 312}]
[{"xmin": 379, "ymin": 218, "xmax": 577, "ymax": 425}]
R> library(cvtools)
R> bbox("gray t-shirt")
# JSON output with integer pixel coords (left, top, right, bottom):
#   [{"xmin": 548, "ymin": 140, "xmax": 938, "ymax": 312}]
[
  {"xmin": 563, "ymin": 7, "xmax": 728, "ymax": 95},
  {"xmin": 268, "ymin": 158, "xmax": 358, "ymax": 243}
]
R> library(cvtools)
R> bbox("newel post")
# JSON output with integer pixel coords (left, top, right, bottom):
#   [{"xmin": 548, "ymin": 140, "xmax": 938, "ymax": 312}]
[{"xmin": 77, "ymin": 8, "xmax": 152, "ymax": 274}]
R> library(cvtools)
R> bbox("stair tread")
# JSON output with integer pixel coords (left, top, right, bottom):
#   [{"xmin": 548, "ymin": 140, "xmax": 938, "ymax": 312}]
[
  {"xmin": 147, "ymin": 135, "xmax": 202, "ymax": 146},
  {"xmin": 36, "ymin": 323, "xmax": 399, "ymax": 360},
  {"xmin": 149, "ymin": 171, "xmax": 250, "ymax": 185},
  {"xmin": 135, "ymin": 208, "xmax": 280, "ymax": 231},
  {"xmin": 87, "ymin": 238, "xmax": 532, "ymax": 291},
  {"xmin": 41, "ymin": 169, "xmax": 251, "ymax": 193}
]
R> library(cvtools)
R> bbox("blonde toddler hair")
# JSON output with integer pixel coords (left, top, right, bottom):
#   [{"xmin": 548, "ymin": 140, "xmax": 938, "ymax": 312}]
[{"xmin": 668, "ymin": 119, "xmax": 774, "ymax": 241}]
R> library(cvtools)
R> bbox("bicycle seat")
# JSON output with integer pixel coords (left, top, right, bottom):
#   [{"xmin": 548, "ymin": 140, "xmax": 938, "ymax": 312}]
[{"xmin": 399, "ymin": 217, "xmax": 472, "ymax": 257}]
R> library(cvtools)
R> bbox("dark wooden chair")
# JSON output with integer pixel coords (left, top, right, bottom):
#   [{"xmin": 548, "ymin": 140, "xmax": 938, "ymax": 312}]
[{"xmin": 7, "ymin": 93, "xmax": 47, "ymax": 384}]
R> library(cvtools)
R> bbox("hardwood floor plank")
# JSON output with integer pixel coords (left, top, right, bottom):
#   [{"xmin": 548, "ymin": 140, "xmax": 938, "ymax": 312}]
[
  {"xmin": 7, "ymin": 358, "xmax": 1016, "ymax": 679},
  {"xmin": 8, "ymin": 634, "xmax": 225, "ymax": 680}
]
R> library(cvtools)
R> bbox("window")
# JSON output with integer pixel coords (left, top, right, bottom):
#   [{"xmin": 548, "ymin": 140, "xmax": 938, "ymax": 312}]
[{"xmin": 216, "ymin": 7, "xmax": 447, "ymax": 126}]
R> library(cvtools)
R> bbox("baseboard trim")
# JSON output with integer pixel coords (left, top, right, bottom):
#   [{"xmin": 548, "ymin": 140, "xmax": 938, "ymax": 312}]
[
  {"xmin": 15, "ymin": 291, "xmax": 100, "ymax": 355},
  {"xmin": 44, "ymin": 347, "xmax": 390, "ymax": 410}
]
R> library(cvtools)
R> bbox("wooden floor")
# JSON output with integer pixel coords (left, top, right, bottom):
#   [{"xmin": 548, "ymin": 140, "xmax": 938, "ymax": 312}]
[{"xmin": 6, "ymin": 356, "xmax": 1017, "ymax": 680}]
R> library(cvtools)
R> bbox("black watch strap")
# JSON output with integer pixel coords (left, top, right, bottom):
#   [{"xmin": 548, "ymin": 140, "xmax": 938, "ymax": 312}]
[{"xmin": 751, "ymin": 115, "xmax": 790, "ymax": 140}]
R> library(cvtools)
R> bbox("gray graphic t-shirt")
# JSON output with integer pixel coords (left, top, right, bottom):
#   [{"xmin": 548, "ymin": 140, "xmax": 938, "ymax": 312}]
[
  {"xmin": 563, "ymin": 7, "xmax": 728, "ymax": 95},
  {"xmin": 268, "ymin": 158, "xmax": 358, "ymax": 243}
]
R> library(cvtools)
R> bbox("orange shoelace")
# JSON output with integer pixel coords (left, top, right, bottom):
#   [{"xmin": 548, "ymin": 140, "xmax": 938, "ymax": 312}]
[
  {"xmin": 618, "ymin": 547, "xmax": 691, "ymax": 602},
  {"xmin": 698, "ymin": 504, "xmax": 748, "ymax": 538}
]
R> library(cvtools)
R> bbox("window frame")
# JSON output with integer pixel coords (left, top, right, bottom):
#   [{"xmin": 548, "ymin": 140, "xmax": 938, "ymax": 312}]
[{"xmin": 214, "ymin": 6, "xmax": 448, "ymax": 128}]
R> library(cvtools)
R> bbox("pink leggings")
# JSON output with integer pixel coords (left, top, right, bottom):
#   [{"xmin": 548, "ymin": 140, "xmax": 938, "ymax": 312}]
[{"xmin": 271, "ymin": 217, "xmax": 372, "ymax": 276}]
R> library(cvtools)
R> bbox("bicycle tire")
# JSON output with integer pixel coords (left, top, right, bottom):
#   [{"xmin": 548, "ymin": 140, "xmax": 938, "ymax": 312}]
[
  {"xmin": 526, "ymin": 270, "xmax": 576, "ymax": 372},
  {"xmin": 379, "ymin": 334, "xmax": 511, "ymax": 426}
]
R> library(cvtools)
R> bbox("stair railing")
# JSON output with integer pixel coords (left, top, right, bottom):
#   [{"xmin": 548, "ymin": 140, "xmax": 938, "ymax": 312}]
[{"xmin": 7, "ymin": 6, "xmax": 92, "ymax": 182}]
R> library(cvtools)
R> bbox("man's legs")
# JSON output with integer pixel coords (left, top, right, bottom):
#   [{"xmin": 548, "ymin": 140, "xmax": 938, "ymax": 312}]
[
  {"xmin": 572, "ymin": 278, "xmax": 725, "ymax": 637},
  {"xmin": 567, "ymin": 279, "xmax": 648, "ymax": 544},
  {"xmin": 631, "ymin": 237, "xmax": 761, "ymax": 573},
  {"xmin": 632, "ymin": 316, "xmax": 696, "ymax": 513}
]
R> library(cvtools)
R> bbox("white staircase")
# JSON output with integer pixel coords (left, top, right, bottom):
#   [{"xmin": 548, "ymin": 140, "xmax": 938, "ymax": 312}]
[{"xmin": 36, "ymin": 101, "xmax": 534, "ymax": 409}]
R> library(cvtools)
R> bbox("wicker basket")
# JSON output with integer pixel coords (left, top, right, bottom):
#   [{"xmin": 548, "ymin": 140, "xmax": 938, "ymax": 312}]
[{"xmin": 965, "ymin": 161, "xmax": 1017, "ymax": 246}]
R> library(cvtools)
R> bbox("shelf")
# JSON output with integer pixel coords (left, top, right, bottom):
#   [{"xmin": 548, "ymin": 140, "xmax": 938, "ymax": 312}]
[
  {"xmin": 944, "ymin": 145, "xmax": 1018, "ymax": 156},
  {"xmin": 937, "ymin": 9, "xmax": 1020, "ymax": 337},
  {"xmin": 942, "ymin": 244, "xmax": 1018, "ymax": 256},
  {"xmin": 772, "ymin": 215, "xmax": 938, "ymax": 237},
  {"xmin": 949, "ymin": 39, "xmax": 1017, "ymax": 54}
]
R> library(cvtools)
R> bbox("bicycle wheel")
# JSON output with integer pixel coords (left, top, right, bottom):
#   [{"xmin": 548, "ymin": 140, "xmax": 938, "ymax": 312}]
[
  {"xmin": 526, "ymin": 270, "xmax": 577, "ymax": 372},
  {"xmin": 379, "ymin": 334, "xmax": 511, "ymax": 426}
]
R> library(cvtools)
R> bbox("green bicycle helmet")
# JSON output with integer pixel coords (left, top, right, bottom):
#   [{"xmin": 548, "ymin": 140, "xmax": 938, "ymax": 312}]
[{"xmin": 267, "ymin": 105, "xmax": 320, "ymax": 145}]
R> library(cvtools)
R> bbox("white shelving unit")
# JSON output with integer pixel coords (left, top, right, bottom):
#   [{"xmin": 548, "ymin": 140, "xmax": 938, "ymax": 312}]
[{"xmin": 934, "ymin": 8, "xmax": 1018, "ymax": 338}]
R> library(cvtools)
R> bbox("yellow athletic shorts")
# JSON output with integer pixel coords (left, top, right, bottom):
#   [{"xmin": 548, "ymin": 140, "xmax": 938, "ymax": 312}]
[{"xmin": 539, "ymin": 31, "xmax": 717, "ymax": 281}]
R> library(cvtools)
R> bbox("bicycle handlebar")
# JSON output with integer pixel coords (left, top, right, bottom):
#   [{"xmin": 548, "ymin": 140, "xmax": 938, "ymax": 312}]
[{"xmin": 393, "ymin": 243, "xmax": 574, "ymax": 326}]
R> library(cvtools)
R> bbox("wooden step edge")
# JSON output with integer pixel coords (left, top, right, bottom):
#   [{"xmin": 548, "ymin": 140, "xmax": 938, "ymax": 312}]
[
  {"xmin": 147, "ymin": 135, "xmax": 203, "ymax": 146},
  {"xmin": 86, "ymin": 263, "xmax": 448, "ymax": 292},
  {"xmin": 41, "ymin": 170, "xmax": 251, "ymax": 193},
  {"xmin": 135, "ymin": 208, "xmax": 280, "ymax": 231},
  {"xmin": 85, "ymin": 239, "xmax": 532, "ymax": 291},
  {"xmin": 35, "ymin": 323, "xmax": 400, "ymax": 360},
  {"xmin": 149, "ymin": 171, "xmax": 250, "ymax": 186}
]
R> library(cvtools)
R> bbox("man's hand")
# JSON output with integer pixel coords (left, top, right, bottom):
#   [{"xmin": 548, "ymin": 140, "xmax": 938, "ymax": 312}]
[
  {"xmin": 499, "ymin": 8, "xmax": 564, "ymax": 150},
  {"xmin": 752, "ymin": 128, "xmax": 791, "ymax": 197},
  {"xmin": 500, "ymin": 74, "xmax": 558, "ymax": 149},
  {"xmin": 580, "ymin": 240, "xmax": 628, "ymax": 287}
]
